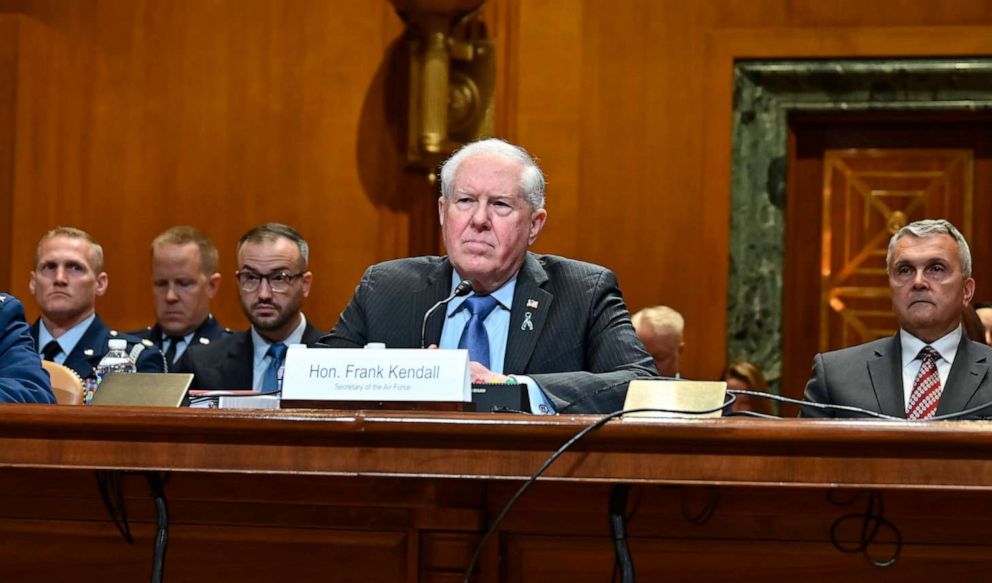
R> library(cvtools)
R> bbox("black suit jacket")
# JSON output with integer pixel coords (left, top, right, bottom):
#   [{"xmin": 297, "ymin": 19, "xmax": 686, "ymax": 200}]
[
  {"xmin": 802, "ymin": 332, "xmax": 992, "ymax": 419},
  {"xmin": 131, "ymin": 315, "xmax": 229, "ymax": 349},
  {"xmin": 30, "ymin": 315, "xmax": 166, "ymax": 381},
  {"xmin": 131, "ymin": 316, "xmax": 230, "ymax": 370},
  {"xmin": 319, "ymin": 253, "xmax": 657, "ymax": 413},
  {"xmin": 175, "ymin": 320, "xmax": 324, "ymax": 390}
]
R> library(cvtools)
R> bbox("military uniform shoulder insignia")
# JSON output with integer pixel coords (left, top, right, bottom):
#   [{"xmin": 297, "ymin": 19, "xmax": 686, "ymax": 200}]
[
  {"xmin": 199, "ymin": 337, "xmax": 210, "ymax": 345},
  {"xmin": 0, "ymin": 294, "xmax": 6, "ymax": 303},
  {"xmin": 141, "ymin": 339, "xmax": 154, "ymax": 347},
  {"xmin": 83, "ymin": 348, "xmax": 95, "ymax": 356},
  {"xmin": 109, "ymin": 330, "xmax": 119, "ymax": 337}
]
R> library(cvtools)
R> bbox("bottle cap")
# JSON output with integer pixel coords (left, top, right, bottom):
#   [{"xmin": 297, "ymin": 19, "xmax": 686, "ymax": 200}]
[{"xmin": 108, "ymin": 339, "xmax": 127, "ymax": 350}]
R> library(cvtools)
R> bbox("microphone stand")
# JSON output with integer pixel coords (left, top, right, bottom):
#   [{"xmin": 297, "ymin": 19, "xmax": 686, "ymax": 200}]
[{"xmin": 421, "ymin": 280, "xmax": 474, "ymax": 348}]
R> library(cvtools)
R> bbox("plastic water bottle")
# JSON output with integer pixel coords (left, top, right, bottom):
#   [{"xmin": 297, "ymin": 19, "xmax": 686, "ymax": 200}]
[{"xmin": 94, "ymin": 338, "xmax": 137, "ymax": 385}]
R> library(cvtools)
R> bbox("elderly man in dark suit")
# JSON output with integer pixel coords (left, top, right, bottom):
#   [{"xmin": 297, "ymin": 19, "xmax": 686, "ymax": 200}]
[
  {"xmin": 803, "ymin": 219, "xmax": 992, "ymax": 420},
  {"xmin": 320, "ymin": 138, "xmax": 656, "ymax": 414},
  {"xmin": 175, "ymin": 223, "xmax": 323, "ymax": 391}
]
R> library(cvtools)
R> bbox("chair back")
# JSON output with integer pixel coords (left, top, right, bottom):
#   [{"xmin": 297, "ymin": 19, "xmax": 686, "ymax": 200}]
[{"xmin": 41, "ymin": 361, "xmax": 84, "ymax": 405}]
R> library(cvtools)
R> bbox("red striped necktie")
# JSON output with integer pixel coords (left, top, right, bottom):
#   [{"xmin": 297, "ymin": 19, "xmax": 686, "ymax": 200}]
[{"xmin": 907, "ymin": 346, "xmax": 942, "ymax": 420}]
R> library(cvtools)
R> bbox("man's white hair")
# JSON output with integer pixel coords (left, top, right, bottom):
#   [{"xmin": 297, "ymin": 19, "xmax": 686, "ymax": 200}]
[
  {"xmin": 631, "ymin": 305, "xmax": 684, "ymax": 336},
  {"xmin": 439, "ymin": 138, "xmax": 546, "ymax": 210},
  {"xmin": 886, "ymin": 219, "xmax": 972, "ymax": 278}
]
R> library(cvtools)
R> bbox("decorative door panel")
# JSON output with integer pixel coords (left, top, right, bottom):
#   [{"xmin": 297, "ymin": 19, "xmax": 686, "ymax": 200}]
[{"xmin": 819, "ymin": 149, "xmax": 973, "ymax": 351}]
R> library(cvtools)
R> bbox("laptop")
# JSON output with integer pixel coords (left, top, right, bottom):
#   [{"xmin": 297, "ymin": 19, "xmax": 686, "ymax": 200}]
[{"xmin": 90, "ymin": 373, "xmax": 194, "ymax": 407}]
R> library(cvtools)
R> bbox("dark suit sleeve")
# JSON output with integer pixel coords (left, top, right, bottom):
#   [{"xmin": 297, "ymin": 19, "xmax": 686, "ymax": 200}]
[
  {"xmin": 319, "ymin": 267, "xmax": 372, "ymax": 349},
  {"xmin": 800, "ymin": 353, "xmax": 833, "ymax": 418},
  {"xmin": 0, "ymin": 297, "xmax": 56, "ymax": 404},
  {"xmin": 134, "ymin": 344, "xmax": 167, "ymax": 373},
  {"xmin": 172, "ymin": 347, "xmax": 196, "ymax": 381},
  {"xmin": 530, "ymin": 269, "xmax": 658, "ymax": 414}
]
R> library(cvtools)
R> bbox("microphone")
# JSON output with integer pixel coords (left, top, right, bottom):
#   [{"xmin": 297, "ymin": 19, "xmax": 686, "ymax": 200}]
[{"xmin": 421, "ymin": 280, "xmax": 474, "ymax": 348}]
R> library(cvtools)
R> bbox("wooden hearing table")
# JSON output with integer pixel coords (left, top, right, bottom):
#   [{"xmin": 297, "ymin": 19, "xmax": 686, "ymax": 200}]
[{"xmin": 0, "ymin": 405, "xmax": 990, "ymax": 581}]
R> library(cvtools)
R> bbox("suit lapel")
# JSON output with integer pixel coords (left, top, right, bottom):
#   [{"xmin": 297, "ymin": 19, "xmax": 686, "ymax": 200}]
[
  {"xmin": 937, "ymin": 336, "xmax": 989, "ymax": 416},
  {"xmin": 149, "ymin": 324, "xmax": 164, "ymax": 347},
  {"xmin": 65, "ymin": 316, "xmax": 109, "ymax": 380},
  {"xmin": 225, "ymin": 332, "xmax": 255, "ymax": 390},
  {"xmin": 867, "ymin": 335, "xmax": 906, "ymax": 418},
  {"xmin": 417, "ymin": 259, "xmax": 454, "ymax": 348},
  {"xmin": 301, "ymin": 322, "xmax": 325, "ymax": 346},
  {"xmin": 504, "ymin": 254, "xmax": 552, "ymax": 375}
]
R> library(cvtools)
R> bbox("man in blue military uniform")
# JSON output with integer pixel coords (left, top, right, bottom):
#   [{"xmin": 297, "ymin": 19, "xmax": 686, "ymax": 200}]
[
  {"xmin": 0, "ymin": 293, "xmax": 55, "ymax": 403},
  {"xmin": 28, "ymin": 227, "xmax": 165, "ymax": 401},
  {"xmin": 130, "ymin": 226, "xmax": 230, "ymax": 370}
]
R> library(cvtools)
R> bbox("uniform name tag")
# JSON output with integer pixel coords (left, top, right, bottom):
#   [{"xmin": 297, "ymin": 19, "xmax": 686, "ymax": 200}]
[{"xmin": 281, "ymin": 346, "xmax": 471, "ymax": 402}]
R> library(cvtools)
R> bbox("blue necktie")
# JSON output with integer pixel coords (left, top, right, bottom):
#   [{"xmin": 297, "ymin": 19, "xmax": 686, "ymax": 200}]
[
  {"xmin": 261, "ymin": 342, "xmax": 287, "ymax": 393},
  {"xmin": 458, "ymin": 295, "xmax": 499, "ymax": 368}
]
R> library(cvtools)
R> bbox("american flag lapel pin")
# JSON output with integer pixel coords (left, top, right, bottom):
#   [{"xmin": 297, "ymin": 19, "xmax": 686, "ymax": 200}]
[{"xmin": 526, "ymin": 299, "xmax": 539, "ymax": 309}]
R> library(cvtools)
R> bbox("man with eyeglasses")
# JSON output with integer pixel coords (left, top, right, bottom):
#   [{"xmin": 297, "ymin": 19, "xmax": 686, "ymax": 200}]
[
  {"xmin": 131, "ymin": 226, "xmax": 230, "ymax": 370},
  {"xmin": 802, "ymin": 219, "xmax": 992, "ymax": 420},
  {"xmin": 175, "ymin": 223, "xmax": 323, "ymax": 391},
  {"xmin": 28, "ymin": 227, "xmax": 165, "ymax": 397}
]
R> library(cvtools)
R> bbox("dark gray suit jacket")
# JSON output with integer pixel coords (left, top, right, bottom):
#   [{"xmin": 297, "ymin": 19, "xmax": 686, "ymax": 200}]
[
  {"xmin": 802, "ymin": 332, "xmax": 992, "ymax": 419},
  {"xmin": 175, "ymin": 321, "xmax": 324, "ymax": 390},
  {"xmin": 318, "ymin": 253, "xmax": 658, "ymax": 413}
]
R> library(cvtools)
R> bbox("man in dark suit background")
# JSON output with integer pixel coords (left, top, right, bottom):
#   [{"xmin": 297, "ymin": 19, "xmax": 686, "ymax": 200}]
[
  {"xmin": 28, "ymin": 227, "xmax": 165, "ymax": 402},
  {"xmin": 321, "ymin": 138, "xmax": 656, "ymax": 414},
  {"xmin": 131, "ymin": 226, "xmax": 229, "ymax": 370},
  {"xmin": 175, "ymin": 223, "xmax": 323, "ymax": 391},
  {"xmin": 0, "ymin": 293, "xmax": 55, "ymax": 403},
  {"xmin": 803, "ymin": 219, "xmax": 992, "ymax": 419}
]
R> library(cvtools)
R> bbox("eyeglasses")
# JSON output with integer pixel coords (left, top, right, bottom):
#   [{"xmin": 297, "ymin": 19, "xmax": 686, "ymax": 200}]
[{"xmin": 235, "ymin": 271, "xmax": 304, "ymax": 293}]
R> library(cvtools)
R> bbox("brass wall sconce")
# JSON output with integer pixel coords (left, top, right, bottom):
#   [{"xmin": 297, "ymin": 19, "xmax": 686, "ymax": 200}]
[{"xmin": 389, "ymin": 0, "xmax": 495, "ymax": 174}]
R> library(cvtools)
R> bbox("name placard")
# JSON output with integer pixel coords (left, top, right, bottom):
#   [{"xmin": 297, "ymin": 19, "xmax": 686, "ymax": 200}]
[{"xmin": 281, "ymin": 346, "xmax": 471, "ymax": 402}]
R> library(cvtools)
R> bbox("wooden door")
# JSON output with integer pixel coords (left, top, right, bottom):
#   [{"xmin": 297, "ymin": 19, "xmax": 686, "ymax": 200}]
[{"xmin": 782, "ymin": 112, "xmax": 992, "ymax": 402}]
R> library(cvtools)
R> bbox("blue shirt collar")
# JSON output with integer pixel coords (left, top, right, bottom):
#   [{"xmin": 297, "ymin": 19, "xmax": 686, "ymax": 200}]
[
  {"xmin": 251, "ymin": 313, "xmax": 308, "ymax": 363},
  {"xmin": 38, "ymin": 313, "xmax": 97, "ymax": 357},
  {"xmin": 900, "ymin": 324, "xmax": 962, "ymax": 367},
  {"xmin": 446, "ymin": 272, "xmax": 517, "ymax": 317}
]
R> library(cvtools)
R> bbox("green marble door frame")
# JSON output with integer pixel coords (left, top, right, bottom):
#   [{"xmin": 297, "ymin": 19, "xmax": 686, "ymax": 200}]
[{"xmin": 728, "ymin": 59, "xmax": 992, "ymax": 389}]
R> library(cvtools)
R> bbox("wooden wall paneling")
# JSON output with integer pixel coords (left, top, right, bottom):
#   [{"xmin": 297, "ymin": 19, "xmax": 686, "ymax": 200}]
[
  {"xmin": 0, "ymin": 1, "xmax": 413, "ymax": 334},
  {"xmin": 1, "ymin": 15, "xmax": 66, "ymax": 298},
  {"xmin": 487, "ymin": 0, "xmax": 518, "ymax": 141},
  {"xmin": 507, "ymin": 3, "xmax": 723, "ymax": 380},
  {"xmin": 0, "ymin": 17, "xmax": 16, "ymax": 293},
  {"xmin": 511, "ymin": 0, "xmax": 584, "ymax": 258}
]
